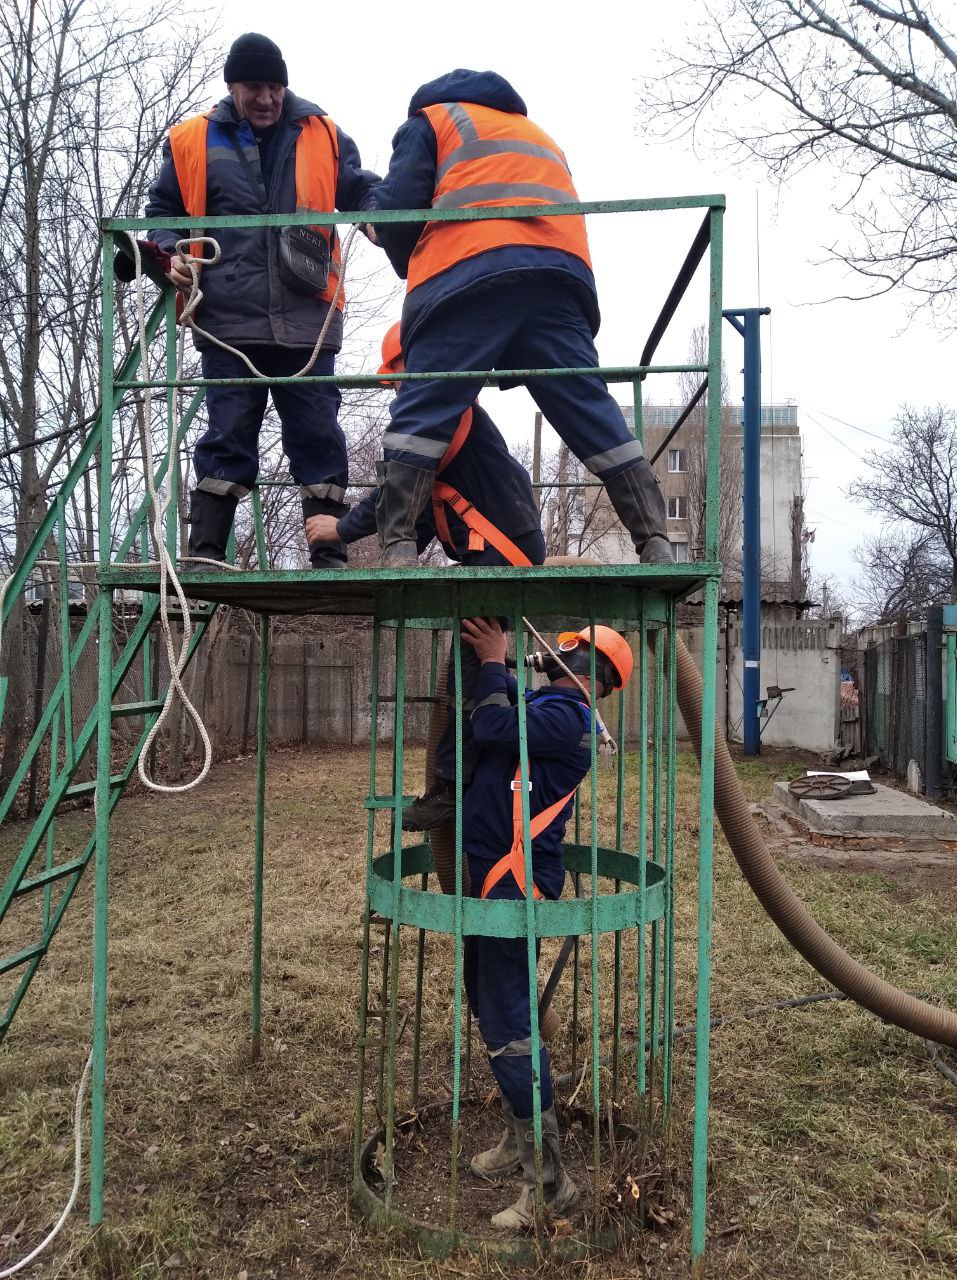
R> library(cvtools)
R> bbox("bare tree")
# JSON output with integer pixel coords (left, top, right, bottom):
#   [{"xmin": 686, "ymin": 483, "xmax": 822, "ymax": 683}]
[
  {"xmin": 641, "ymin": 1, "xmax": 957, "ymax": 321},
  {"xmin": 847, "ymin": 404, "xmax": 957, "ymax": 609},
  {"xmin": 537, "ymin": 444, "xmax": 621, "ymax": 560},
  {"xmin": 0, "ymin": 0, "xmax": 218, "ymax": 785},
  {"xmin": 806, "ymin": 569, "xmax": 850, "ymax": 619},
  {"xmin": 851, "ymin": 528, "xmax": 951, "ymax": 621}
]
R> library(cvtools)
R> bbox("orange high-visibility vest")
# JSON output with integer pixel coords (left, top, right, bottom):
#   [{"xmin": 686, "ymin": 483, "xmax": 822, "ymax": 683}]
[
  {"xmin": 407, "ymin": 102, "xmax": 592, "ymax": 294},
  {"xmin": 430, "ymin": 409, "xmax": 533, "ymax": 566},
  {"xmin": 167, "ymin": 112, "xmax": 344, "ymax": 310}
]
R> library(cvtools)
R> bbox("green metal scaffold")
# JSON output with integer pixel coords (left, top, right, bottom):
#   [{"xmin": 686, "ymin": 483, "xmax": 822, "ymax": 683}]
[{"xmin": 0, "ymin": 193, "xmax": 725, "ymax": 1272}]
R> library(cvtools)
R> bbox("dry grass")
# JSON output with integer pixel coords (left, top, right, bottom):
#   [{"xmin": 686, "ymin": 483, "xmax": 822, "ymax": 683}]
[{"xmin": 0, "ymin": 744, "xmax": 954, "ymax": 1279}]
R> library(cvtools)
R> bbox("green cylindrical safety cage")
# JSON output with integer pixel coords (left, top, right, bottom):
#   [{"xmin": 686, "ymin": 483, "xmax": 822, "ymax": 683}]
[{"xmin": 351, "ymin": 582, "xmax": 688, "ymax": 1262}]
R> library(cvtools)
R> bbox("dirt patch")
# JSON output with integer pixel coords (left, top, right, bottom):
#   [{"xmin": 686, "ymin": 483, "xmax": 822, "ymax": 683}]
[
  {"xmin": 757, "ymin": 802, "xmax": 957, "ymax": 901},
  {"xmin": 365, "ymin": 1097, "xmax": 680, "ymax": 1247}
]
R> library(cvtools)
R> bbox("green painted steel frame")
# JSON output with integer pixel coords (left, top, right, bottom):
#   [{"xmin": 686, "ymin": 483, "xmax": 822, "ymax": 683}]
[{"xmin": 1, "ymin": 192, "xmax": 723, "ymax": 1267}]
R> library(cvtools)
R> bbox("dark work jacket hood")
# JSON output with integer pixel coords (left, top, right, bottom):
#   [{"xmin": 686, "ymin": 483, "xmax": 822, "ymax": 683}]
[{"xmin": 408, "ymin": 70, "xmax": 527, "ymax": 118}]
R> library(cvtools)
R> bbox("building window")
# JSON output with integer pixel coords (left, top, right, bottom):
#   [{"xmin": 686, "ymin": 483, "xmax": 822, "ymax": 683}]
[
  {"xmin": 667, "ymin": 448, "xmax": 687, "ymax": 473},
  {"xmin": 667, "ymin": 495, "xmax": 687, "ymax": 520},
  {"xmin": 670, "ymin": 540, "xmax": 689, "ymax": 562}
]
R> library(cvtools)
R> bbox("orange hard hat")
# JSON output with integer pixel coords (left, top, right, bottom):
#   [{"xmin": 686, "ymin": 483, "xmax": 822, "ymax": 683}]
[
  {"xmin": 555, "ymin": 625, "xmax": 634, "ymax": 690},
  {"xmin": 378, "ymin": 322, "xmax": 403, "ymax": 376}
]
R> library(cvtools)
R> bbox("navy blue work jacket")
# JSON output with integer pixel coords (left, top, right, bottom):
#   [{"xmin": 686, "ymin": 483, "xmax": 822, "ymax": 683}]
[
  {"xmin": 463, "ymin": 662, "xmax": 593, "ymax": 900},
  {"xmin": 338, "ymin": 401, "xmax": 540, "ymax": 560}
]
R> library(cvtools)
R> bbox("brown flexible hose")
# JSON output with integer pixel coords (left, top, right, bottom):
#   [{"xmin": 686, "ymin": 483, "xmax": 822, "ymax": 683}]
[
  {"xmin": 543, "ymin": 556, "xmax": 957, "ymax": 1047},
  {"xmin": 423, "ymin": 658, "xmax": 471, "ymax": 898},
  {"xmin": 671, "ymin": 632, "xmax": 957, "ymax": 1049}
]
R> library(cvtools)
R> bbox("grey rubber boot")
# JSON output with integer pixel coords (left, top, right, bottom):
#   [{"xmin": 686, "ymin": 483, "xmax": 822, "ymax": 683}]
[
  {"xmin": 490, "ymin": 1106, "xmax": 579, "ymax": 1231},
  {"xmin": 375, "ymin": 460, "xmax": 434, "ymax": 568},
  {"xmin": 301, "ymin": 495, "xmax": 348, "ymax": 569},
  {"xmin": 470, "ymin": 1099, "xmax": 520, "ymax": 1180},
  {"xmin": 602, "ymin": 462, "xmax": 674, "ymax": 564},
  {"xmin": 402, "ymin": 776, "xmax": 455, "ymax": 831},
  {"xmin": 185, "ymin": 490, "xmax": 238, "ymax": 566}
]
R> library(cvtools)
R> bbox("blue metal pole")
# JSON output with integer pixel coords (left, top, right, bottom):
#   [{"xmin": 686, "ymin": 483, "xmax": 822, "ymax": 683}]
[{"xmin": 723, "ymin": 307, "xmax": 770, "ymax": 757}]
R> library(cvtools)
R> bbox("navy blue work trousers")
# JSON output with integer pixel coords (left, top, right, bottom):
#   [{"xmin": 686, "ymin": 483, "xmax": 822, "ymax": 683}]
[
  {"xmin": 464, "ymin": 861, "xmax": 562, "ymax": 1119},
  {"xmin": 385, "ymin": 280, "xmax": 644, "ymax": 481},
  {"xmin": 432, "ymin": 528, "xmax": 547, "ymax": 786},
  {"xmin": 195, "ymin": 346, "xmax": 347, "ymax": 499}
]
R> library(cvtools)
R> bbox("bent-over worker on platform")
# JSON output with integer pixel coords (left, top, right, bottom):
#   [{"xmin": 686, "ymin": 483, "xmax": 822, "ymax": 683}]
[
  {"xmin": 459, "ymin": 616, "xmax": 634, "ymax": 1230},
  {"xmin": 370, "ymin": 68, "xmax": 671, "ymax": 569},
  {"xmin": 144, "ymin": 33, "xmax": 379, "ymax": 568},
  {"xmin": 306, "ymin": 323, "xmax": 546, "ymax": 828}
]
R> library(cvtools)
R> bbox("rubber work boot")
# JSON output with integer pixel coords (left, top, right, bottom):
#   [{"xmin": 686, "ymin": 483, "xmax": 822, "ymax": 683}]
[
  {"xmin": 185, "ymin": 489, "xmax": 238, "ymax": 567},
  {"xmin": 470, "ymin": 1100, "xmax": 520, "ymax": 1181},
  {"xmin": 301, "ymin": 495, "xmax": 348, "ymax": 569},
  {"xmin": 602, "ymin": 462, "xmax": 674, "ymax": 564},
  {"xmin": 375, "ymin": 459, "xmax": 434, "ymax": 568},
  {"xmin": 490, "ymin": 1106, "xmax": 579, "ymax": 1231},
  {"xmin": 401, "ymin": 776, "xmax": 454, "ymax": 831}
]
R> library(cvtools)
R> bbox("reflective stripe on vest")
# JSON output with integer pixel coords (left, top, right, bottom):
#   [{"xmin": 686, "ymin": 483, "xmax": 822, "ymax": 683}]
[
  {"xmin": 407, "ymin": 102, "xmax": 592, "ymax": 294},
  {"xmin": 167, "ymin": 111, "xmax": 344, "ymax": 310},
  {"xmin": 430, "ymin": 408, "xmax": 533, "ymax": 566}
]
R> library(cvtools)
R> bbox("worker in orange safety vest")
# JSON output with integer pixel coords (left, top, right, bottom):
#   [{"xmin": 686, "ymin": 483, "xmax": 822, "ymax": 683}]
[
  {"xmin": 144, "ymin": 33, "xmax": 379, "ymax": 568},
  {"xmin": 370, "ymin": 69, "xmax": 671, "ymax": 570}
]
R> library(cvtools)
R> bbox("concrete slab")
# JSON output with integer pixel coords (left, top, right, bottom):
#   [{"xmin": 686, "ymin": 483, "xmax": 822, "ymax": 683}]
[{"xmin": 772, "ymin": 780, "xmax": 957, "ymax": 839}]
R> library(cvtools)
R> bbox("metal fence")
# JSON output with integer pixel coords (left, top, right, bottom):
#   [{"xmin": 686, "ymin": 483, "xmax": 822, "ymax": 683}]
[{"xmin": 863, "ymin": 632, "xmax": 927, "ymax": 780}]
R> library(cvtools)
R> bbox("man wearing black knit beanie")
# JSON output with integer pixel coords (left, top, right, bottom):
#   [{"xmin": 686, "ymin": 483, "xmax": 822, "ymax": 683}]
[{"xmin": 144, "ymin": 34, "xmax": 380, "ymax": 569}]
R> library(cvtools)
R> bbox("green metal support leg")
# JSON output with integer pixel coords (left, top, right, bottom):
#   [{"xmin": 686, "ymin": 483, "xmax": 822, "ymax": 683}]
[{"xmin": 251, "ymin": 613, "xmax": 270, "ymax": 1061}]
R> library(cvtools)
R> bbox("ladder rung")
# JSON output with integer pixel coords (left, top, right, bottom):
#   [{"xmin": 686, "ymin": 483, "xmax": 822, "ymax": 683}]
[
  {"xmin": 110, "ymin": 699, "xmax": 164, "ymax": 718},
  {"xmin": 14, "ymin": 856, "xmax": 88, "ymax": 897},
  {"xmin": 363, "ymin": 796, "xmax": 415, "ymax": 810},
  {"xmin": 0, "ymin": 941, "xmax": 46, "ymax": 976},
  {"xmin": 63, "ymin": 774, "xmax": 127, "ymax": 799}
]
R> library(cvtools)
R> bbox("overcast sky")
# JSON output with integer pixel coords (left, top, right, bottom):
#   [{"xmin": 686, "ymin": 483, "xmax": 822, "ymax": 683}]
[{"xmin": 216, "ymin": 0, "xmax": 954, "ymax": 594}]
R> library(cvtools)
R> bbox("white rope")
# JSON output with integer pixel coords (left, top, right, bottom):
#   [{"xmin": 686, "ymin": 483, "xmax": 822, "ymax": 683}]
[
  {"xmin": 0, "ymin": 1052, "xmax": 91, "ymax": 1278},
  {"xmin": 128, "ymin": 227, "xmax": 358, "ymax": 790},
  {"xmin": 175, "ymin": 225, "xmax": 359, "ymax": 378}
]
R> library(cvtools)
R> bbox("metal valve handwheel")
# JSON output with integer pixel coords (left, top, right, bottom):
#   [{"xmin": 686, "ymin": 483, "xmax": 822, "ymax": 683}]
[{"xmin": 788, "ymin": 775, "xmax": 853, "ymax": 800}]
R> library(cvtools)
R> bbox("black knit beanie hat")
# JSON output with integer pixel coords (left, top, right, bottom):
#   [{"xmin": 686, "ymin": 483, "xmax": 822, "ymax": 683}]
[{"xmin": 224, "ymin": 33, "xmax": 288, "ymax": 86}]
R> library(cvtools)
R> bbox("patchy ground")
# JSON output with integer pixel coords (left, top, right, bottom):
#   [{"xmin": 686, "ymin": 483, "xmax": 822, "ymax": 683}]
[{"xmin": 0, "ymin": 745, "xmax": 955, "ymax": 1279}]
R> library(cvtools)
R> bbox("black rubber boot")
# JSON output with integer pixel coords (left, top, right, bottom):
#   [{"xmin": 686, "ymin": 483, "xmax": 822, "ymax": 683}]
[
  {"xmin": 375, "ymin": 460, "xmax": 434, "ymax": 568},
  {"xmin": 301, "ymin": 495, "xmax": 348, "ymax": 569},
  {"xmin": 602, "ymin": 462, "xmax": 674, "ymax": 563},
  {"xmin": 185, "ymin": 490, "xmax": 238, "ymax": 567},
  {"xmin": 402, "ymin": 776, "xmax": 455, "ymax": 831}
]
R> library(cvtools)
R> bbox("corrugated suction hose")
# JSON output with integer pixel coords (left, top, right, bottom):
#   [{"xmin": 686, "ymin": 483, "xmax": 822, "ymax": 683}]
[
  {"xmin": 670, "ymin": 631, "xmax": 957, "ymax": 1048},
  {"xmin": 423, "ymin": 659, "xmax": 471, "ymax": 899}
]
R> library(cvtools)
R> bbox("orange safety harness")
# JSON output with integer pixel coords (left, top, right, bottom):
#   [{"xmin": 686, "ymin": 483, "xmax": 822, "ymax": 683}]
[
  {"xmin": 480, "ymin": 697, "xmax": 592, "ymax": 901},
  {"xmin": 431, "ymin": 409, "xmax": 533, "ymax": 567},
  {"xmin": 480, "ymin": 768, "xmax": 581, "ymax": 900}
]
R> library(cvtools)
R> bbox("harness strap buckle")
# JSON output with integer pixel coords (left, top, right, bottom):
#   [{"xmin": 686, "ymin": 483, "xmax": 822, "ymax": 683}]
[{"xmin": 510, "ymin": 780, "xmax": 532, "ymax": 791}]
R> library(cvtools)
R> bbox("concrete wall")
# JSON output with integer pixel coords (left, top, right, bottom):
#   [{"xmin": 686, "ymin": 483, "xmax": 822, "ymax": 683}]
[{"xmin": 619, "ymin": 612, "xmax": 842, "ymax": 754}]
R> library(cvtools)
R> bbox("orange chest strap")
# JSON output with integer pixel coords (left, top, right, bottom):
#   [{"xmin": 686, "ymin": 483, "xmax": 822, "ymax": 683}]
[
  {"xmin": 431, "ymin": 407, "xmax": 533, "ymax": 566},
  {"xmin": 480, "ymin": 765, "xmax": 579, "ymax": 901}
]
